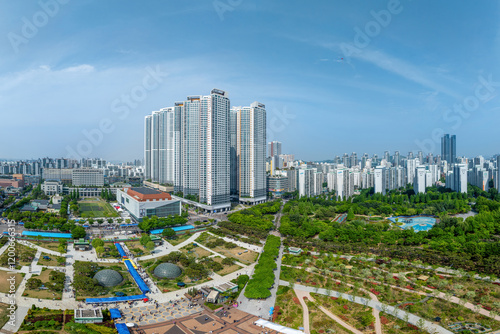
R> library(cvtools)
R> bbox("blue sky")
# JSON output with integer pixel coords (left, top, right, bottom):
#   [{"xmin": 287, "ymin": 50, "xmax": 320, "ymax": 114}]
[{"xmin": 1, "ymin": 0, "xmax": 499, "ymax": 161}]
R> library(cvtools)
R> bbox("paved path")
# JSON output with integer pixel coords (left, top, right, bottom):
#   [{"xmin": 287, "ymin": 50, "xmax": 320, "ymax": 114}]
[
  {"xmin": 294, "ymin": 289, "xmax": 311, "ymax": 334},
  {"xmin": 281, "ymin": 281, "xmax": 454, "ymax": 334},
  {"xmin": 304, "ymin": 291, "xmax": 364, "ymax": 334},
  {"xmin": 206, "ymin": 231, "xmax": 263, "ymax": 252},
  {"xmin": 236, "ymin": 204, "xmax": 284, "ymax": 319}
]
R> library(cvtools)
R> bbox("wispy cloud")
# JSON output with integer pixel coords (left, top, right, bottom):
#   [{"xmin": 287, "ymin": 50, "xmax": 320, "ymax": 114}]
[
  {"xmin": 354, "ymin": 50, "xmax": 460, "ymax": 99},
  {"xmin": 62, "ymin": 64, "xmax": 95, "ymax": 73}
]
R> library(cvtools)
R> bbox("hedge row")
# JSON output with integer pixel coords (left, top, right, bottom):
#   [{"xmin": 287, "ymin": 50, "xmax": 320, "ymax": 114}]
[{"xmin": 244, "ymin": 235, "xmax": 281, "ymax": 299}]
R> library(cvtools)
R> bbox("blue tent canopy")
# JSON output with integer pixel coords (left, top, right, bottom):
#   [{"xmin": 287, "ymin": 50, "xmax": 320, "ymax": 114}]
[
  {"xmin": 109, "ymin": 308, "xmax": 122, "ymax": 319},
  {"xmin": 85, "ymin": 294, "xmax": 146, "ymax": 304},
  {"xmin": 124, "ymin": 260, "xmax": 150, "ymax": 294},
  {"xmin": 115, "ymin": 243, "xmax": 127, "ymax": 258},
  {"xmin": 115, "ymin": 323, "xmax": 131, "ymax": 334}
]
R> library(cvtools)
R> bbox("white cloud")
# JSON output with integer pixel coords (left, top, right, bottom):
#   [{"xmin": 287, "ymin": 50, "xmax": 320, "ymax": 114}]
[{"xmin": 62, "ymin": 64, "xmax": 95, "ymax": 73}]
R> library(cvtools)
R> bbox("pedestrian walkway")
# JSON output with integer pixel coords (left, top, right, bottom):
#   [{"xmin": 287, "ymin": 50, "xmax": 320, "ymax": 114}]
[
  {"xmin": 300, "ymin": 290, "xmax": 364, "ymax": 334},
  {"xmin": 280, "ymin": 281, "xmax": 453, "ymax": 334}
]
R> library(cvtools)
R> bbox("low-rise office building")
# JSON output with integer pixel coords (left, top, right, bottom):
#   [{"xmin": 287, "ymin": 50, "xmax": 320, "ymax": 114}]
[{"xmin": 117, "ymin": 187, "xmax": 181, "ymax": 222}]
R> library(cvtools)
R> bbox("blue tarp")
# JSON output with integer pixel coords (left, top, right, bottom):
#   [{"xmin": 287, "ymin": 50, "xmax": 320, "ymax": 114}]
[
  {"xmin": 22, "ymin": 231, "xmax": 72, "ymax": 238},
  {"xmin": 119, "ymin": 223, "xmax": 138, "ymax": 227},
  {"xmin": 115, "ymin": 323, "xmax": 131, "ymax": 334},
  {"xmin": 150, "ymin": 224, "xmax": 195, "ymax": 235},
  {"xmin": 124, "ymin": 260, "xmax": 150, "ymax": 294},
  {"xmin": 115, "ymin": 243, "xmax": 127, "ymax": 258},
  {"xmin": 109, "ymin": 308, "xmax": 122, "ymax": 319},
  {"xmin": 85, "ymin": 294, "xmax": 146, "ymax": 304}
]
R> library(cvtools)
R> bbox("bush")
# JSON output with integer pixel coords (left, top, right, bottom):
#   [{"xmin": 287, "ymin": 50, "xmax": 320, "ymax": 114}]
[{"xmin": 244, "ymin": 235, "xmax": 281, "ymax": 299}]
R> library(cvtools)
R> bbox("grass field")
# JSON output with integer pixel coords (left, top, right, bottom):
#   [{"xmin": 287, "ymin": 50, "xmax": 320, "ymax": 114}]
[
  {"xmin": 38, "ymin": 253, "xmax": 66, "ymax": 267},
  {"xmin": 0, "ymin": 303, "xmax": 12, "ymax": 329},
  {"xmin": 0, "ymin": 271, "xmax": 24, "ymax": 294},
  {"xmin": 78, "ymin": 199, "xmax": 119, "ymax": 218},
  {"xmin": 22, "ymin": 269, "xmax": 62, "ymax": 300}
]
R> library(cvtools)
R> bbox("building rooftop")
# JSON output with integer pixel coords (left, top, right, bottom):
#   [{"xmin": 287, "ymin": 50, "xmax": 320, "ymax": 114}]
[
  {"xmin": 74, "ymin": 309, "xmax": 103, "ymax": 319},
  {"xmin": 131, "ymin": 187, "xmax": 162, "ymax": 195},
  {"xmin": 212, "ymin": 281, "xmax": 238, "ymax": 293},
  {"xmin": 124, "ymin": 187, "xmax": 172, "ymax": 201}
]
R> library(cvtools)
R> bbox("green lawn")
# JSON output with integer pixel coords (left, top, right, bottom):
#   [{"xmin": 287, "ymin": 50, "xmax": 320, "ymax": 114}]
[{"xmin": 78, "ymin": 199, "xmax": 119, "ymax": 218}]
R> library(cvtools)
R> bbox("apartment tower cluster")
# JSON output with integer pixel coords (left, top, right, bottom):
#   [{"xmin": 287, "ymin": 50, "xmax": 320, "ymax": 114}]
[{"xmin": 144, "ymin": 89, "xmax": 266, "ymax": 213}]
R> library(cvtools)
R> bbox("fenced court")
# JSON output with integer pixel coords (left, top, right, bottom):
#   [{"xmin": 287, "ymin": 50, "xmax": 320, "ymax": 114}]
[{"xmin": 78, "ymin": 199, "xmax": 119, "ymax": 218}]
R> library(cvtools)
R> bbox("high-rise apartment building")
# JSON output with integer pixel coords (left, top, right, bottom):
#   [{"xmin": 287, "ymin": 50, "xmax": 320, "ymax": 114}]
[
  {"xmin": 268, "ymin": 141, "xmax": 282, "ymax": 158},
  {"xmin": 144, "ymin": 109, "xmax": 175, "ymax": 185},
  {"xmin": 145, "ymin": 89, "xmax": 231, "ymax": 212},
  {"xmin": 441, "ymin": 134, "xmax": 456, "ymax": 165},
  {"xmin": 446, "ymin": 163, "xmax": 467, "ymax": 193},
  {"xmin": 232, "ymin": 102, "xmax": 267, "ymax": 204}
]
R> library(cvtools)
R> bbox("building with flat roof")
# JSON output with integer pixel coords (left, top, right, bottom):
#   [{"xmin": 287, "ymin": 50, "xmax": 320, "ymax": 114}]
[
  {"xmin": 72, "ymin": 168, "xmax": 104, "ymax": 186},
  {"xmin": 117, "ymin": 187, "xmax": 181, "ymax": 221},
  {"xmin": 74, "ymin": 309, "xmax": 103, "ymax": 323}
]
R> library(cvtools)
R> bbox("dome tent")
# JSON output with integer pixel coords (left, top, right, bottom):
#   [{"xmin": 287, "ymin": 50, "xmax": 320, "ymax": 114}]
[
  {"xmin": 153, "ymin": 263, "xmax": 182, "ymax": 279},
  {"xmin": 93, "ymin": 269, "xmax": 123, "ymax": 287}
]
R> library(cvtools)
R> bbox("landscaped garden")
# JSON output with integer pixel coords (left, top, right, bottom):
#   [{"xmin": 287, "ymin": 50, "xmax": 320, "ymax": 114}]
[
  {"xmin": 0, "ymin": 242, "xmax": 37, "ymax": 269},
  {"xmin": 139, "ymin": 251, "xmax": 216, "ymax": 291},
  {"xmin": 37, "ymin": 252, "xmax": 66, "ymax": 267},
  {"xmin": 72, "ymin": 261, "xmax": 141, "ymax": 299},
  {"xmin": 0, "ymin": 270, "xmax": 24, "ymax": 294},
  {"xmin": 23, "ymin": 268, "xmax": 65, "ymax": 300},
  {"xmin": 195, "ymin": 232, "xmax": 259, "ymax": 265}
]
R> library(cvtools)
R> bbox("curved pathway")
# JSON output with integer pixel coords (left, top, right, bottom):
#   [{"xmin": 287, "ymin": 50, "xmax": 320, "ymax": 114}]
[
  {"xmin": 299, "ymin": 289, "xmax": 364, "ymax": 334},
  {"xmin": 280, "ymin": 281, "xmax": 453, "ymax": 334},
  {"xmin": 294, "ymin": 289, "xmax": 311, "ymax": 334}
]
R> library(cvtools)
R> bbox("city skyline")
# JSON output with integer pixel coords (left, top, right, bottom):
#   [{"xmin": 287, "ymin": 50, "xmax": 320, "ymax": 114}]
[{"xmin": 1, "ymin": 1, "xmax": 500, "ymax": 160}]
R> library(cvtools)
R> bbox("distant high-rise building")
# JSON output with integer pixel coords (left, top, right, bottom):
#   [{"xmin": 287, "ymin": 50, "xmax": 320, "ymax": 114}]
[
  {"xmin": 268, "ymin": 141, "xmax": 282, "ymax": 158},
  {"xmin": 394, "ymin": 151, "xmax": 400, "ymax": 167},
  {"xmin": 384, "ymin": 151, "xmax": 390, "ymax": 163},
  {"xmin": 441, "ymin": 134, "xmax": 456, "ymax": 164},
  {"xmin": 446, "ymin": 163, "xmax": 467, "ymax": 193},
  {"xmin": 374, "ymin": 166, "xmax": 386, "ymax": 194},
  {"xmin": 350, "ymin": 152, "xmax": 357, "ymax": 168},
  {"xmin": 342, "ymin": 153, "xmax": 349, "ymax": 167},
  {"xmin": 417, "ymin": 151, "xmax": 423, "ymax": 164},
  {"xmin": 414, "ymin": 166, "xmax": 427, "ymax": 193}
]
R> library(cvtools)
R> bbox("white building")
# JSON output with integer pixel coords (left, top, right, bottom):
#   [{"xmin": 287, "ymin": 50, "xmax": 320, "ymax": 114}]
[
  {"xmin": 41, "ymin": 181, "xmax": 64, "ymax": 196},
  {"xmin": 117, "ymin": 187, "xmax": 181, "ymax": 222},
  {"xmin": 414, "ymin": 166, "xmax": 427, "ymax": 194},
  {"xmin": 374, "ymin": 166, "xmax": 385, "ymax": 194},
  {"xmin": 446, "ymin": 164, "xmax": 468, "ymax": 193},
  {"xmin": 72, "ymin": 168, "xmax": 104, "ymax": 186},
  {"xmin": 232, "ymin": 102, "xmax": 267, "ymax": 204},
  {"xmin": 298, "ymin": 168, "xmax": 315, "ymax": 197}
]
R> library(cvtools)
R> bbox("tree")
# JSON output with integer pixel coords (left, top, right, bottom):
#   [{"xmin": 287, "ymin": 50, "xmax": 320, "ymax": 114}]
[
  {"xmin": 162, "ymin": 228, "xmax": 176, "ymax": 239},
  {"xmin": 146, "ymin": 241, "xmax": 155, "ymax": 251},
  {"xmin": 92, "ymin": 238, "xmax": 104, "ymax": 248},
  {"xmin": 96, "ymin": 246, "xmax": 104, "ymax": 254},
  {"xmin": 71, "ymin": 226, "xmax": 86, "ymax": 239}
]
